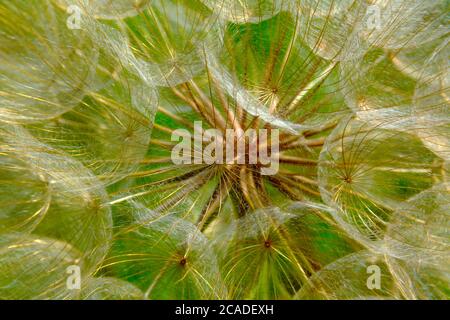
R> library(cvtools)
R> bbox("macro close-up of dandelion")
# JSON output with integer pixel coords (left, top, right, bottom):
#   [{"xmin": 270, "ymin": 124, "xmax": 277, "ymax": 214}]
[{"xmin": 0, "ymin": 0, "xmax": 448, "ymax": 302}]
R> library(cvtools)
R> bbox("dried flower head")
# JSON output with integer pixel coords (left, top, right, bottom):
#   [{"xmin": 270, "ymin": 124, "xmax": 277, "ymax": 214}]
[{"xmin": 0, "ymin": 0, "xmax": 448, "ymax": 300}]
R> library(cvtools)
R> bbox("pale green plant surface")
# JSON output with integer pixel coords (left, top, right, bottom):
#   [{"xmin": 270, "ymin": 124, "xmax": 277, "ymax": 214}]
[{"xmin": 0, "ymin": 0, "xmax": 448, "ymax": 300}]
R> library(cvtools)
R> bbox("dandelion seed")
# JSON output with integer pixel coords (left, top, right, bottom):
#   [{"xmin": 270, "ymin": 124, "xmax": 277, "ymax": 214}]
[{"xmin": 0, "ymin": 0, "xmax": 448, "ymax": 300}]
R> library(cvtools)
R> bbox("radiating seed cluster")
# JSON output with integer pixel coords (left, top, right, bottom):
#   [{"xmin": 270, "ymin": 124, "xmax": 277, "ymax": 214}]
[{"xmin": 0, "ymin": 0, "xmax": 448, "ymax": 299}]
